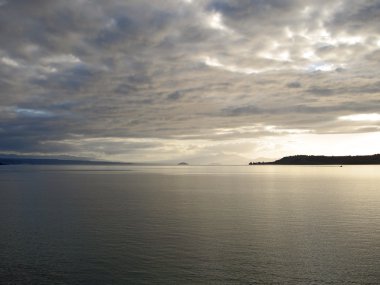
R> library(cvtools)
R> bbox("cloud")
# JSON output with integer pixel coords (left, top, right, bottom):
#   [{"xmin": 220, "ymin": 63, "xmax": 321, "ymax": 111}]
[
  {"xmin": 287, "ymin": 81, "xmax": 301, "ymax": 88},
  {"xmin": 0, "ymin": 0, "xmax": 379, "ymax": 162},
  {"xmin": 167, "ymin": 91, "xmax": 184, "ymax": 101},
  {"xmin": 1, "ymin": 56, "xmax": 19, "ymax": 67},
  {"xmin": 14, "ymin": 108, "xmax": 54, "ymax": 118},
  {"xmin": 338, "ymin": 113, "xmax": 380, "ymax": 122}
]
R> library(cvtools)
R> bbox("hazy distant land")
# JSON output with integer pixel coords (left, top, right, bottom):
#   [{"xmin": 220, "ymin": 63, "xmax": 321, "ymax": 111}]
[
  {"xmin": 0, "ymin": 157, "xmax": 132, "ymax": 166},
  {"xmin": 250, "ymin": 154, "xmax": 380, "ymax": 165}
]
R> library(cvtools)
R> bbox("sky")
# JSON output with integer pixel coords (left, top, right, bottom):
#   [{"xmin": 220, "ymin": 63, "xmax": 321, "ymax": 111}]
[{"xmin": 1, "ymin": 0, "xmax": 380, "ymax": 164}]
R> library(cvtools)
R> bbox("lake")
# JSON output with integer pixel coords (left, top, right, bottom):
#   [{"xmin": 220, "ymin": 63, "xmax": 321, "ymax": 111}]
[{"xmin": 0, "ymin": 165, "xmax": 379, "ymax": 284}]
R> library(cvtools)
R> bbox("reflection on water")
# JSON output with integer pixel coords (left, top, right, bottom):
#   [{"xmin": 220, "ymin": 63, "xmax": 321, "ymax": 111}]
[{"xmin": 0, "ymin": 165, "xmax": 379, "ymax": 284}]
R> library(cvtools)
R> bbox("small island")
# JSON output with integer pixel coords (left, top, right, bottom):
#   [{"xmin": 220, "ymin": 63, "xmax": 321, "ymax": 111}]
[
  {"xmin": 178, "ymin": 162, "xmax": 189, "ymax": 166},
  {"xmin": 249, "ymin": 154, "xmax": 380, "ymax": 165}
]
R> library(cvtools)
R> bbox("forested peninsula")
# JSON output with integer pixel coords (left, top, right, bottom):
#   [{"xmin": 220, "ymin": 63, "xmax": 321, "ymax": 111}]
[{"xmin": 249, "ymin": 154, "xmax": 380, "ymax": 165}]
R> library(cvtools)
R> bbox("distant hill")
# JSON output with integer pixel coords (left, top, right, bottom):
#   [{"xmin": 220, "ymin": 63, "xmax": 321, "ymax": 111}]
[
  {"xmin": 0, "ymin": 157, "xmax": 132, "ymax": 166},
  {"xmin": 249, "ymin": 154, "xmax": 380, "ymax": 165}
]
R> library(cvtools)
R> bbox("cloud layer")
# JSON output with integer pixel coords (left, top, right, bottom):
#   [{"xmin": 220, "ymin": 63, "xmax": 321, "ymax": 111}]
[{"xmin": 1, "ymin": 0, "xmax": 379, "ymax": 163}]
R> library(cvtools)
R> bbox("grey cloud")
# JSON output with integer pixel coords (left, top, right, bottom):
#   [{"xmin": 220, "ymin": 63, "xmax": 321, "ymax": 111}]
[
  {"xmin": 36, "ymin": 64, "xmax": 99, "ymax": 91},
  {"xmin": 329, "ymin": 1, "xmax": 380, "ymax": 33},
  {"xmin": 207, "ymin": 0, "xmax": 300, "ymax": 22},
  {"xmin": 307, "ymin": 87, "xmax": 335, "ymax": 96},
  {"xmin": 222, "ymin": 99, "xmax": 380, "ymax": 119},
  {"xmin": 0, "ymin": 0, "xmax": 379, "ymax": 160},
  {"xmin": 222, "ymin": 105, "xmax": 264, "ymax": 116},
  {"xmin": 114, "ymin": 84, "xmax": 138, "ymax": 94},
  {"xmin": 287, "ymin": 82, "xmax": 301, "ymax": 88},
  {"xmin": 167, "ymin": 91, "xmax": 184, "ymax": 101}
]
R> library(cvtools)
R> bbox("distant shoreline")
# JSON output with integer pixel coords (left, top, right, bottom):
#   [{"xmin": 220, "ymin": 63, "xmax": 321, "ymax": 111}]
[
  {"xmin": 249, "ymin": 154, "xmax": 380, "ymax": 165},
  {"xmin": 0, "ymin": 157, "xmax": 133, "ymax": 166}
]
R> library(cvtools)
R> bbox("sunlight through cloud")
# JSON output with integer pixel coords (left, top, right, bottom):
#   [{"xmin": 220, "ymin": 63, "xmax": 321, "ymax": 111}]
[
  {"xmin": 206, "ymin": 12, "xmax": 233, "ymax": 34},
  {"xmin": 338, "ymin": 113, "xmax": 380, "ymax": 122},
  {"xmin": 1, "ymin": 56, "xmax": 19, "ymax": 67},
  {"xmin": 203, "ymin": 56, "xmax": 257, "ymax": 74}
]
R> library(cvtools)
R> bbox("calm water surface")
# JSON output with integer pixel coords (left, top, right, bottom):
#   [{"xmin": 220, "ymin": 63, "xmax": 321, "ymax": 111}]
[{"xmin": 0, "ymin": 165, "xmax": 379, "ymax": 284}]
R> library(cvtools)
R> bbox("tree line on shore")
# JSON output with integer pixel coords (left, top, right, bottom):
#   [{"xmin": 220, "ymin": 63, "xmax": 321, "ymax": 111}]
[{"xmin": 249, "ymin": 154, "xmax": 380, "ymax": 165}]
